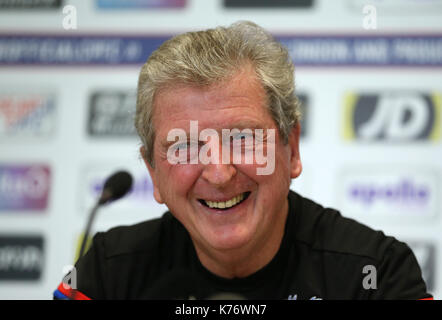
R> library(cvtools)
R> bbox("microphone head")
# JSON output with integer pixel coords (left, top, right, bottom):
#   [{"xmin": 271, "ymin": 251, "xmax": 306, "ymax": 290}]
[{"xmin": 99, "ymin": 170, "xmax": 133, "ymax": 204}]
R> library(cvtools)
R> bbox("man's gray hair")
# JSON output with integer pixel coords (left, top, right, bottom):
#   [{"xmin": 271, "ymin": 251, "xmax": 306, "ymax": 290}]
[{"xmin": 135, "ymin": 21, "xmax": 301, "ymax": 166}]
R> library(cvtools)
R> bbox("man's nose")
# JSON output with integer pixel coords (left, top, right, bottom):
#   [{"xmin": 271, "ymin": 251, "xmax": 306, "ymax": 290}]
[
  {"xmin": 199, "ymin": 136, "xmax": 237, "ymax": 186},
  {"xmin": 201, "ymin": 163, "xmax": 237, "ymax": 187}
]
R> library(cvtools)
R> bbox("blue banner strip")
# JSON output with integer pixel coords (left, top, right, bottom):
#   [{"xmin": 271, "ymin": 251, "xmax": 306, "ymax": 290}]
[{"xmin": 0, "ymin": 34, "xmax": 441, "ymax": 66}]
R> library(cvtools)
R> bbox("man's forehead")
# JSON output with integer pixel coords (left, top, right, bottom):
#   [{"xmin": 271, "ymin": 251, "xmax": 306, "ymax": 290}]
[
  {"xmin": 153, "ymin": 65, "xmax": 265, "ymax": 110},
  {"xmin": 162, "ymin": 119, "xmax": 271, "ymax": 135}
]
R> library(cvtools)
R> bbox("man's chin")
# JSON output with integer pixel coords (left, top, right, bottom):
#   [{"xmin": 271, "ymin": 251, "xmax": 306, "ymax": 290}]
[{"xmin": 204, "ymin": 229, "xmax": 253, "ymax": 252}]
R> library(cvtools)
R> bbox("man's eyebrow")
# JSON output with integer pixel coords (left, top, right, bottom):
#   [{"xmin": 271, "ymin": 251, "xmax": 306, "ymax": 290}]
[
  {"xmin": 160, "ymin": 136, "xmax": 191, "ymax": 149},
  {"xmin": 159, "ymin": 135, "xmax": 204, "ymax": 149}
]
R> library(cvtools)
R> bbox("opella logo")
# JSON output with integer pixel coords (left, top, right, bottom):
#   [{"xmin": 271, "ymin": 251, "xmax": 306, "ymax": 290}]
[
  {"xmin": 0, "ymin": 165, "xmax": 51, "ymax": 211},
  {"xmin": 0, "ymin": 92, "xmax": 56, "ymax": 138},
  {"xmin": 338, "ymin": 167, "xmax": 438, "ymax": 221},
  {"xmin": 0, "ymin": 236, "xmax": 44, "ymax": 280},
  {"xmin": 349, "ymin": 179, "xmax": 429, "ymax": 206},
  {"xmin": 82, "ymin": 165, "xmax": 165, "ymax": 214},
  {"xmin": 342, "ymin": 92, "xmax": 440, "ymax": 141},
  {"xmin": 82, "ymin": 166, "xmax": 167, "ymax": 220},
  {"xmin": 90, "ymin": 174, "xmax": 153, "ymax": 201}
]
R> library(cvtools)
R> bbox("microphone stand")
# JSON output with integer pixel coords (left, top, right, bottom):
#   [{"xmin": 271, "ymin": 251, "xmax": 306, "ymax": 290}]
[
  {"xmin": 77, "ymin": 201, "xmax": 100, "ymax": 261},
  {"xmin": 77, "ymin": 189, "xmax": 111, "ymax": 261}
]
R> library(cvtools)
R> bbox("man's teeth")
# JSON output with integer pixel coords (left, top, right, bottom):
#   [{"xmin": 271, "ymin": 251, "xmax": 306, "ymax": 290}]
[{"xmin": 204, "ymin": 193, "xmax": 245, "ymax": 209}]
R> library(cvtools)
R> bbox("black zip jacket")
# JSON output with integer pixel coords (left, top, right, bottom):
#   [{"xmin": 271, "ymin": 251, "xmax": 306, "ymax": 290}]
[{"xmin": 53, "ymin": 190, "xmax": 433, "ymax": 300}]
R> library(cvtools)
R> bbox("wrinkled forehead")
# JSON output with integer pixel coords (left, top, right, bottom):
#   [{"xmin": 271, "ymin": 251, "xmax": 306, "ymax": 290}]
[{"xmin": 151, "ymin": 66, "xmax": 270, "ymax": 124}]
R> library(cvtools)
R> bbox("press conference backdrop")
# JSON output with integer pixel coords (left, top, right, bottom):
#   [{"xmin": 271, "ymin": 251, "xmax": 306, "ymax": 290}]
[{"xmin": 0, "ymin": 0, "xmax": 441, "ymax": 300}]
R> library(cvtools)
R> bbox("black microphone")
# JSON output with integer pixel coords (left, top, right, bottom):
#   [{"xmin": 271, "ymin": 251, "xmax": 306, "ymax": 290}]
[
  {"xmin": 77, "ymin": 170, "xmax": 133, "ymax": 260},
  {"xmin": 98, "ymin": 170, "xmax": 133, "ymax": 205}
]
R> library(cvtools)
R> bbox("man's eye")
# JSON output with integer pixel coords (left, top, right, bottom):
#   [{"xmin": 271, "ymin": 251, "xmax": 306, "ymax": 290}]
[
  {"xmin": 233, "ymin": 134, "xmax": 252, "ymax": 140},
  {"xmin": 173, "ymin": 141, "xmax": 200, "ymax": 151},
  {"xmin": 176, "ymin": 143, "xmax": 188, "ymax": 149},
  {"xmin": 172, "ymin": 143, "xmax": 190, "ymax": 152}
]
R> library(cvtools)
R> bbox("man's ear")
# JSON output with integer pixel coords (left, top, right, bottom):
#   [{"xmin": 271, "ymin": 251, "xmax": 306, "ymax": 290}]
[
  {"xmin": 140, "ymin": 146, "xmax": 164, "ymax": 204},
  {"xmin": 288, "ymin": 124, "xmax": 302, "ymax": 179}
]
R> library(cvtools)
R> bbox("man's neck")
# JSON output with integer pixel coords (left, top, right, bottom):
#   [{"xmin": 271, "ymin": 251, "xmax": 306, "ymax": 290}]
[{"xmin": 193, "ymin": 199, "xmax": 289, "ymax": 279}]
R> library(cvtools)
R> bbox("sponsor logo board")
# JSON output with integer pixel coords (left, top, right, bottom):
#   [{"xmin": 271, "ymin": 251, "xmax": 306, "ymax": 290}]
[
  {"xmin": 0, "ymin": 91, "xmax": 56, "ymax": 138},
  {"xmin": 0, "ymin": 164, "xmax": 51, "ymax": 212},
  {"xmin": 343, "ymin": 92, "xmax": 441, "ymax": 142},
  {"xmin": 96, "ymin": 0, "xmax": 186, "ymax": 9},
  {"xmin": 2, "ymin": 35, "xmax": 441, "ymax": 66},
  {"xmin": 277, "ymin": 35, "xmax": 442, "ymax": 67},
  {"xmin": 337, "ymin": 167, "xmax": 438, "ymax": 223},
  {"xmin": 80, "ymin": 163, "xmax": 165, "ymax": 218},
  {"xmin": 0, "ymin": 0, "xmax": 61, "ymax": 9},
  {"xmin": 88, "ymin": 90, "xmax": 137, "ymax": 137},
  {"xmin": 0, "ymin": 35, "xmax": 165, "ymax": 65},
  {"xmin": 0, "ymin": 235, "xmax": 44, "ymax": 281},
  {"xmin": 224, "ymin": 0, "xmax": 314, "ymax": 8}
]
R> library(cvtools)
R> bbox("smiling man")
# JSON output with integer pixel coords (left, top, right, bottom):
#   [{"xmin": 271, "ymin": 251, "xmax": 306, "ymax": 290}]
[
  {"xmin": 54, "ymin": 21, "xmax": 432, "ymax": 300},
  {"xmin": 144, "ymin": 62, "xmax": 299, "ymax": 280}
]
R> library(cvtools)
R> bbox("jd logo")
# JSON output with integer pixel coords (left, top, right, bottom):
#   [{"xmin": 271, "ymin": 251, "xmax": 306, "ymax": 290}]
[{"xmin": 343, "ymin": 92, "xmax": 440, "ymax": 141}]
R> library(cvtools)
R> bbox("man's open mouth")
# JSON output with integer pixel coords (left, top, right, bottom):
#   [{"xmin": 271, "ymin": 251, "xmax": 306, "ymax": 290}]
[{"xmin": 198, "ymin": 192, "xmax": 251, "ymax": 210}]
